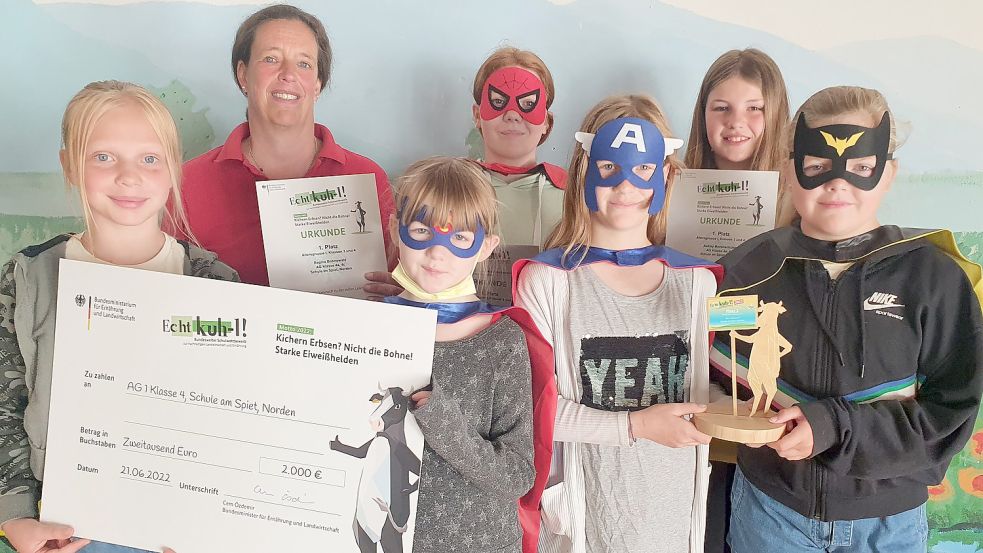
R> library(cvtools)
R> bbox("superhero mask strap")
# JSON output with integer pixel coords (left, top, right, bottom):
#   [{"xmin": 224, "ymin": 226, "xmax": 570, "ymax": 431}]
[
  {"xmin": 575, "ymin": 117, "xmax": 684, "ymax": 214},
  {"xmin": 792, "ymin": 111, "xmax": 893, "ymax": 191}
]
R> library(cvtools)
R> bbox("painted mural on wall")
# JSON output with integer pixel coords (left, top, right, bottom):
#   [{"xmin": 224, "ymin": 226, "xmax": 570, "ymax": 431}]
[{"xmin": 2, "ymin": 0, "xmax": 981, "ymax": 551}]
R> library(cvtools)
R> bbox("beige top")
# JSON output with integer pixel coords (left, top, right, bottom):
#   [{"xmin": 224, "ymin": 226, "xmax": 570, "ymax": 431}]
[
  {"xmin": 821, "ymin": 260, "xmax": 855, "ymax": 280},
  {"xmin": 67, "ymin": 233, "xmax": 185, "ymax": 275}
]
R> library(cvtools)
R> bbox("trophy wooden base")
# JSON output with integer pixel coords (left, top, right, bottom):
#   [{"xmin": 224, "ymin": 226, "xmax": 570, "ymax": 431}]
[{"xmin": 693, "ymin": 401, "xmax": 786, "ymax": 444}]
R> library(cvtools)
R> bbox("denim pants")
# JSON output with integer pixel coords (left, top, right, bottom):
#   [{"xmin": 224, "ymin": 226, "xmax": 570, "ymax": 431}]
[
  {"xmin": 80, "ymin": 541, "xmax": 153, "ymax": 553},
  {"xmin": 728, "ymin": 466, "xmax": 928, "ymax": 553}
]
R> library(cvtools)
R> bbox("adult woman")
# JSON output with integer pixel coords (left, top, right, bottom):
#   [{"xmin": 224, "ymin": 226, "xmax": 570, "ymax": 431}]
[{"xmin": 181, "ymin": 4, "xmax": 396, "ymax": 288}]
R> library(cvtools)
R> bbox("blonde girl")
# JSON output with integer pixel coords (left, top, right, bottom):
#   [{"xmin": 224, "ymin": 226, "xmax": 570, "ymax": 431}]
[
  {"xmin": 0, "ymin": 80, "xmax": 238, "ymax": 553},
  {"xmin": 515, "ymin": 95, "xmax": 722, "ymax": 553}
]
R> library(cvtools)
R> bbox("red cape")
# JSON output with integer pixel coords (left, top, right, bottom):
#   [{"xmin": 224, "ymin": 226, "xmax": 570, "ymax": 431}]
[
  {"xmin": 487, "ymin": 306, "xmax": 556, "ymax": 553},
  {"xmin": 474, "ymin": 160, "xmax": 568, "ymax": 190}
]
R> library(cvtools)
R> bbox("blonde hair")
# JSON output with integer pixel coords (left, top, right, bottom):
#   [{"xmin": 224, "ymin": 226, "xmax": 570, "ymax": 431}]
[
  {"xmin": 396, "ymin": 157, "xmax": 500, "ymax": 237},
  {"xmin": 546, "ymin": 94, "xmax": 682, "ymax": 260},
  {"xmin": 775, "ymin": 86, "xmax": 898, "ymax": 226},
  {"xmin": 684, "ymin": 48, "xmax": 790, "ymax": 171},
  {"xmin": 472, "ymin": 46, "xmax": 556, "ymax": 145},
  {"xmin": 61, "ymin": 80, "xmax": 196, "ymax": 243}
]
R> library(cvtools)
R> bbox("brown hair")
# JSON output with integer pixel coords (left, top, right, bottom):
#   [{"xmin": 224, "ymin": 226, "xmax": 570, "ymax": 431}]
[
  {"xmin": 684, "ymin": 48, "xmax": 790, "ymax": 171},
  {"xmin": 231, "ymin": 4, "xmax": 332, "ymax": 93},
  {"xmin": 472, "ymin": 46, "xmax": 556, "ymax": 144},
  {"xmin": 61, "ymin": 80, "xmax": 196, "ymax": 243},
  {"xmin": 775, "ymin": 86, "xmax": 899, "ymax": 226},
  {"xmin": 546, "ymin": 94, "xmax": 683, "ymax": 258}
]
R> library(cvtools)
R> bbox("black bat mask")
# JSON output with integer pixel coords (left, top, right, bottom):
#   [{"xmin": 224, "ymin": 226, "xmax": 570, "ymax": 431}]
[{"xmin": 792, "ymin": 111, "xmax": 892, "ymax": 191}]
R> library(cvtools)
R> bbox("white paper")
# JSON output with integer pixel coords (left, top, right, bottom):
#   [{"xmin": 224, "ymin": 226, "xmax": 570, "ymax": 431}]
[
  {"xmin": 665, "ymin": 169, "xmax": 780, "ymax": 261},
  {"xmin": 41, "ymin": 260, "xmax": 436, "ymax": 553},
  {"xmin": 256, "ymin": 174, "xmax": 387, "ymax": 298}
]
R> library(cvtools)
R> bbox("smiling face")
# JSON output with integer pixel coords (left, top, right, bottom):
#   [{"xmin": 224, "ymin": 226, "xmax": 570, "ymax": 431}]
[
  {"xmin": 589, "ymin": 162, "xmax": 668, "ymax": 234},
  {"xmin": 705, "ymin": 76, "xmax": 765, "ymax": 170},
  {"xmin": 73, "ymin": 102, "xmax": 172, "ymax": 235},
  {"xmin": 790, "ymin": 111, "xmax": 895, "ymax": 241},
  {"xmin": 236, "ymin": 19, "xmax": 321, "ymax": 131}
]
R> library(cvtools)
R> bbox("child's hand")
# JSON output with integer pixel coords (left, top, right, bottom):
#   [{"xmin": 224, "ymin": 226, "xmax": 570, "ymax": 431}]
[
  {"xmin": 766, "ymin": 406, "xmax": 814, "ymax": 460},
  {"xmin": 0, "ymin": 518, "xmax": 89, "ymax": 553},
  {"xmin": 743, "ymin": 399, "xmax": 775, "ymax": 448},
  {"xmin": 629, "ymin": 403, "xmax": 712, "ymax": 448},
  {"xmin": 363, "ymin": 272, "xmax": 403, "ymax": 301},
  {"xmin": 411, "ymin": 390, "xmax": 432, "ymax": 409}
]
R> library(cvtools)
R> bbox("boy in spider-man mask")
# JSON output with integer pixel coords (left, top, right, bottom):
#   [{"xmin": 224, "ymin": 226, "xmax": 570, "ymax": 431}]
[
  {"xmin": 710, "ymin": 86, "xmax": 983, "ymax": 553},
  {"xmin": 468, "ymin": 47, "xmax": 567, "ymax": 306}
]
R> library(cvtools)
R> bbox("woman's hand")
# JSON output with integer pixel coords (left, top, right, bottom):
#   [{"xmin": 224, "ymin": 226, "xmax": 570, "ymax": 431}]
[{"xmin": 363, "ymin": 271, "xmax": 403, "ymax": 301}]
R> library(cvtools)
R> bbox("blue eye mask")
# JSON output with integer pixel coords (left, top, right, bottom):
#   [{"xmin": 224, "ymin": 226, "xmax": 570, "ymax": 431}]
[
  {"xmin": 397, "ymin": 206, "xmax": 486, "ymax": 259},
  {"xmin": 575, "ymin": 117, "xmax": 684, "ymax": 214}
]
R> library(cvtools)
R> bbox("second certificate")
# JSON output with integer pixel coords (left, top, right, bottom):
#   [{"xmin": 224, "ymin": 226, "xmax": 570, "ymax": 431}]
[{"xmin": 257, "ymin": 174, "xmax": 388, "ymax": 298}]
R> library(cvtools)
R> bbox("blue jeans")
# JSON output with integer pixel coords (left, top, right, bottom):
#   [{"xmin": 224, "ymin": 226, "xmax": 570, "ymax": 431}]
[
  {"xmin": 81, "ymin": 541, "xmax": 153, "ymax": 553},
  {"xmin": 728, "ymin": 466, "xmax": 928, "ymax": 553}
]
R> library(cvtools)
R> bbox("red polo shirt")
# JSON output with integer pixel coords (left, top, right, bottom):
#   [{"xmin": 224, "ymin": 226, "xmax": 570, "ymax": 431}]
[{"xmin": 180, "ymin": 123, "xmax": 396, "ymax": 285}]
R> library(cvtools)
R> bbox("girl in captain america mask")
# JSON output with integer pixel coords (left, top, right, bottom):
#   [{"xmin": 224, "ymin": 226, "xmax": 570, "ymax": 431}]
[
  {"xmin": 383, "ymin": 157, "xmax": 557, "ymax": 553},
  {"xmin": 711, "ymin": 86, "xmax": 983, "ymax": 553},
  {"xmin": 513, "ymin": 95, "xmax": 723, "ymax": 553},
  {"xmin": 468, "ymin": 47, "xmax": 567, "ymax": 305}
]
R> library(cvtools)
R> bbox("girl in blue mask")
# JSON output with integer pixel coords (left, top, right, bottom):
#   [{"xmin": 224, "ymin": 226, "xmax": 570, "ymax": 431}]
[{"xmin": 514, "ymin": 94, "xmax": 723, "ymax": 553}]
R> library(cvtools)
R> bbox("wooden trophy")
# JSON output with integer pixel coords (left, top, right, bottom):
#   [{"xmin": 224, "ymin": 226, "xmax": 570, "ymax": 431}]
[{"xmin": 693, "ymin": 296, "xmax": 789, "ymax": 443}]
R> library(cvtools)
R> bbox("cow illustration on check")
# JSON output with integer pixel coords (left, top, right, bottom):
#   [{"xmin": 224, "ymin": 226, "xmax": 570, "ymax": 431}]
[{"xmin": 330, "ymin": 386, "xmax": 422, "ymax": 553}]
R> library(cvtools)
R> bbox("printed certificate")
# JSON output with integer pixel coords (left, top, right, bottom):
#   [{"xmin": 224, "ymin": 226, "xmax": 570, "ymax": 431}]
[
  {"xmin": 256, "ymin": 174, "xmax": 387, "ymax": 298},
  {"xmin": 41, "ymin": 260, "xmax": 436, "ymax": 553},
  {"xmin": 476, "ymin": 245, "xmax": 540, "ymax": 306},
  {"xmin": 665, "ymin": 169, "xmax": 780, "ymax": 261}
]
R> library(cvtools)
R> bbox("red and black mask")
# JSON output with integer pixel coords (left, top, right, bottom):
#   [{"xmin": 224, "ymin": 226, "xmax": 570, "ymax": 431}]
[{"xmin": 479, "ymin": 66, "xmax": 548, "ymax": 125}]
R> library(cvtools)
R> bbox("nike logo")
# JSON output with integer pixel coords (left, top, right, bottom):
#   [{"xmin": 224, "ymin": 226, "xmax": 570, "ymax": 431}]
[{"xmin": 863, "ymin": 292, "xmax": 904, "ymax": 311}]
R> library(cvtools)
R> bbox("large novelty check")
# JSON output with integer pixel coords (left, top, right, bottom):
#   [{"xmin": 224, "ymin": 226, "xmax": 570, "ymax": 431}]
[{"xmin": 41, "ymin": 260, "xmax": 436, "ymax": 553}]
